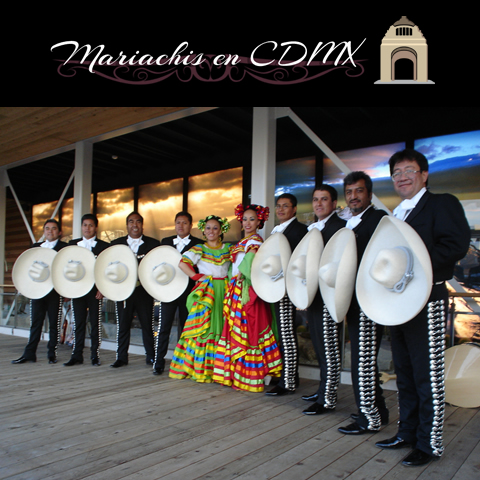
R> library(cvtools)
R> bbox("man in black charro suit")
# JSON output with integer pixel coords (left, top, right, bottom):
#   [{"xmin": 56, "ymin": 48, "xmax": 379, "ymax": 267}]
[
  {"xmin": 375, "ymin": 149, "xmax": 470, "ymax": 467},
  {"xmin": 301, "ymin": 184, "xmax": 347, "ymax": 415},
  {"xmin": 11, "ymin": 219, "xmax": 68, "ymax": 364},
  {"xmin": 110, "ymin": 211, "xmax": 160, "ymax": 368},
  {"xmin": 64, "ymin": 213, "xmax": 110, "ymax": 366},
  {"xmin": 337, "ymin": 172, "xmax": 390, "ymax": 435},
  {"xmin": 266, "ymin": 193, "xmax": 308, "ymax": 396},
  {"xmin": 152, "ymin": 211, "xmax": 203, "ymax": 375}
]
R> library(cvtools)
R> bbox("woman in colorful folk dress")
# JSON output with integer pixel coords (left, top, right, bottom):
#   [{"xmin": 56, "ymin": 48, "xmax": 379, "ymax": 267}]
[
  {"xmin": 213, "ymin": 204, "xmax": 282, "ymax": 392},
  {"xmin": 169, "ymin": 215, "xmax": 232, "ymax": 383}
]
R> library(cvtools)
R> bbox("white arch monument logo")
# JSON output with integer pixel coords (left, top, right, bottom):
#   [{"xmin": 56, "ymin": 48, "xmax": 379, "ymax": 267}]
[{"xmin": 375, "ymin": 16, "xmax": 434, "ymax": 84}]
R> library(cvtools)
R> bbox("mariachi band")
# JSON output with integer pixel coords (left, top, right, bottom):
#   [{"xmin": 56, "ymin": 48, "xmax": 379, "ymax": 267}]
[{"xmin": 9, "ymin": 149, "xmax": 475, "ymax": 468}]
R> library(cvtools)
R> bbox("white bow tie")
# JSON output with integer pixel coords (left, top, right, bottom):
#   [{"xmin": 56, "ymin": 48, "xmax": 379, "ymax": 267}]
[
  {"xmin": 127, "ymin": 236, "xmax": 144, "ymax": 253},
  {"xmin": 271, "ymin": 224, "xmax": 287, "ymax": 235},
  {"xmin": 394, "ymin": 198, "xmax": 417, "ymax": 220},
  {"xmin": 173, "ymin": 236, "xmax": 191, "ymax": 251},
  {"xmin": 346, "ymin": 216, "xmax": 362, "ymax": 230},
  {"xmin": 308, "ymin": 220, "xmax": 326, "ymax": 232},
  {"xmin": 41, "ymin": 240, "xmax": 57, "ymax": 249},
  {"xmin": 78, "ymin": 237, "xmax": 97, "ymax": 250},
  {"xmin": 399, "ymin": 198, "xmax": 417, "ymax": 210}
]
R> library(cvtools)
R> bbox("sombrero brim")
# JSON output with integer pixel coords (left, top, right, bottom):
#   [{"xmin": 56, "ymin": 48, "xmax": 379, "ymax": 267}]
[
  {"xmin": 52, "ymin": 245, "xmax": 96, "ymax": 298},
  {"xmin": 356, "ymin": 215, "xmax": 433, "ymax": 326},
  {"xmin": 286, "ymin": 228, "xmax": 324, "ymax": 309},
  {"xmin": 12, "ymin": 247, "xmax": 57, "ymax": 299},
  {"xmin": 138, "ymin": 245, "xmax": 189, "ymax": 302},
  {"xmin": 94, "ymin": 244, "xmax": 138, "ymax": 301},
  {"xmin": 319, "ymin": 228, "xmax": 357, "ymax": 323},
  {"xmin": 251, "ymin": 233, "xmax": 291, "ymax": 303}
]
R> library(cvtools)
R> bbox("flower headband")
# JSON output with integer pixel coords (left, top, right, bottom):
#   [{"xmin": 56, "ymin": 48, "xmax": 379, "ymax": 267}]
[
  {"xmin": 234, "ymin": 204, "xmax": 270, "ymax": 229},
  {"xmin": 197, "ymin": 215, "xmax": 231, "ymax": 234}
]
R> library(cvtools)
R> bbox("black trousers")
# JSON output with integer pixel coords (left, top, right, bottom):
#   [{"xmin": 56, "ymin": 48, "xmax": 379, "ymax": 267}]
[
  {"xmin": 23, "ymin": 290, "xmax": 63, "ymax": 360},
  {"xmin": 307, "ymin": 291, "xmax": 342, "ymax": 407},
  {"xmin": 115, "ymin": 285, "xmax": 155, "ymax": 363},
  {"xmin": 153, "ymin": 284, "xmax": 191, "ymax": 371},
  {"xmin": 346, "ymin": 298, "xmax": 388, "ymax": 430},
  {"xmin": 70, "ymin": 288, "xmax": 102, "ymax": 361},
  {"xmin": 390, "ymin": 283, "xmax": 448, "ymax": 457}
]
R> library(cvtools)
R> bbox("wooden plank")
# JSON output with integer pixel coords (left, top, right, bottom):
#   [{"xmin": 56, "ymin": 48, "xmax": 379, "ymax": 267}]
[
  {"xmin": 451, "ymin": 439, "xmax": 480, "ymax": 480},
  {"xmin": 0, "ymin": 333, "xmax": 479, "ymax": 480}
]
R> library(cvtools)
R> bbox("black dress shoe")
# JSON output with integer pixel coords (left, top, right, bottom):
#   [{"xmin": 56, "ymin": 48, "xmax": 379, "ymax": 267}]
[
  {"xmin": 265, "ymin": 385, "xmax": 294, "ymax": 396},
  {"xmin": 302, "ymin": 403, "xmax": 334, "ymax": 415},
  {"xmin": 338, "ymin": 421, "xmax": 377, "ymax": 435},
  {"xmin": 11, "ymin": 356, "xmax": 35, "ymax": 364},
  {"xmin": 63, "ymin": 358, "xmax": 83, "ymax": 366},
  {"xmin": 110, "ymin": 360, "xmax": 128, "ymax": 368},
  {"xmin": 91, "ymin": 358, "xmax": 101, "ymax": 366},
  {"xmin": 153, "ymin": 367, "xmax": 164, "ymax": 375},
  {"xmin": 402, "ymin": 448, "xmax": 436, "ymax": 467},
  {"xmin": 48, "ymin": 357, "xmax": 57, "ymax": 364},
  {"xmin": 375, "ymin": 435, "xmax": 412, "ymax": 450},
  {"xmin": 302, "ymin": 393, "xmax": 319, "ymax": 402}
]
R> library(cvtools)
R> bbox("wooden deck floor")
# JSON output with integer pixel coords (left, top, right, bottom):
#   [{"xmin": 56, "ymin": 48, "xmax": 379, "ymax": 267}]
[{"xmin": 1, "ymin": 333, "xmax": 479, "ymax": 480}]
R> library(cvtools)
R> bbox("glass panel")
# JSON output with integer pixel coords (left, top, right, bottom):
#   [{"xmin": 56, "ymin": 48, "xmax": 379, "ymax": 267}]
[
  {"xmin": 60, "ymin": 195, "xmax": 94, "ymax": 243},
  {"xmin": 138, "ymin": 178, "xmax": 184, "ymax": 241},
  {"xmin": 60, "ymin": 197, "xmax": 74, "ymax": 242},
  {"xmin": 96, "ymin": 188, "xmax": 135, "ymax": 243},
  {"xmin": 275, "ymin": 156, "xmax": 316, "ymax": 226},
  {"xmin": 323, "ymin": 142, "xmax": 406, "ymax": 214},
  {"xmin": 415, "ymin": 130, "xmax": 480, "ymax": 345},
  {"xmin": 188, "ymin": 167, "xmax": 243, "ymax": 243},
  {"xmin": 415, "ymin": 130, "xmax": 480, "ymax": 227},
  {"xmin": 32, "ymin": 201, "xmax": 58, "ymax": 242}
]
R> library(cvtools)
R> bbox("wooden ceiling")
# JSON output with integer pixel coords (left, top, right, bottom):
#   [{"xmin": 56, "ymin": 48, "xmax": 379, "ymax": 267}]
[
  {"xmin": 0, "ymin": 107, "xmax": 188, "ymax": 167},
  {"xmin": 2, "ymin": 106, "xmax": 479, "ymax": 207}
]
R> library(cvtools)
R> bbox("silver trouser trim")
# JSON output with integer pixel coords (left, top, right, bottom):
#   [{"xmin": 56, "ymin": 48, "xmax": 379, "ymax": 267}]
[
  {"xmin": 428, "ymin": 299, "xmax": 446, "ymax": 457},
  {"xmin": 358, "ymin": 311, "xmax": 381, "ymax": 431},
  {"xmin": 323, "ymin": 305, "xmax": 341, "ymax": 409},
  {"xmin": 279, "ymin": 296, "xmax": 297, "ymax": 391}
]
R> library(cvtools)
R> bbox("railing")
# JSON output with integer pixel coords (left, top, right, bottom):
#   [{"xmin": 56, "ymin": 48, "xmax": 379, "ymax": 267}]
[
  {"xmin": 448, "ymin": 292, "xmax": 480, "ymax": 348},
  {"xmin": 0, "ymin": 285, "xmax": 18, "ymax": 326}
]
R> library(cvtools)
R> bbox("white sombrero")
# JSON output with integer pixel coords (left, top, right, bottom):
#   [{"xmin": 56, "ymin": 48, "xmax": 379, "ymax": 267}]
[
  {"xmin": 52, "ymin": 245, "xmax": 96, "ymax": 298},
  {"xmin": 286, "ymin": 228, "xmax": 324, "ymax": 309},
  {"xmin": 251, "ymin": 233, "xmax": 292, "ymax": 303},
  {"xmin": 12, "ymin": 247, "xmax": 58, "ymax": 299},
  {"xmin": 356, "ymin": 215, "xmax": 433, "ymax": 326},
  {"xmin": 445, "ymin": 343, "xmax": 480, "ymax": 408},
  {"xmin": 94, "ymin": 244, "xmax": 138, "ymax": 301},
  {"xmin": 318, "ymin": 227, "xmax": 357, "ymax": 323},
  {"xmin": 138, "ymin": 245, "xmax": 188, "ymax": 302}
]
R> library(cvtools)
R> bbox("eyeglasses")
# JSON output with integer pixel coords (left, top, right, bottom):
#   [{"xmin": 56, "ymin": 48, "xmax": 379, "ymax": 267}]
[
  {"xmin": 275, "ymin": 203, "xmax": 293, "ymax": 210},
  {"xmin": 391, "ymin": 169, "xmax": 420, "ymax": 182}
]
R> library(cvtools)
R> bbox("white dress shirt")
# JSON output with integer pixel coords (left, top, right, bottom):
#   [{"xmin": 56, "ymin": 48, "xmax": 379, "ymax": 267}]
[
  {"xmin": 271, "ymin": 216, "xmax": 296, "ymax": 235},
  {"xmin": 346, "ymin": 205, "xmax": 373, "ymax": 230}
]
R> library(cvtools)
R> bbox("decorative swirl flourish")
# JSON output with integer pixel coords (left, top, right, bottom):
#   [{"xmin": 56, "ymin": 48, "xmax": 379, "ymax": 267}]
[{"xmin": 53, "ymin": 55, "xmax": 367, "ymax": 85}]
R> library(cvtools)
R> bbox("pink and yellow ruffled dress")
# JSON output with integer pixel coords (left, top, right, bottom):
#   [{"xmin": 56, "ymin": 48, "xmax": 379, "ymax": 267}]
[{"xmin": 213, "ymin": 233, "xmax": 282, "ymax": 392}]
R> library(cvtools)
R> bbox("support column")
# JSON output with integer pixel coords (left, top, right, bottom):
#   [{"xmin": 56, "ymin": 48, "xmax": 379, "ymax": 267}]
[
  {"xmin": 0, "ymin": 169, "xmax": 7, "ymax": 314},
  {"xmin": 72, "ymin": 141, "xmax": 93, "ymax": 238},
  {"xmin": 251, "ymin": 107, "xmax": 277, "ymax": 237}
]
